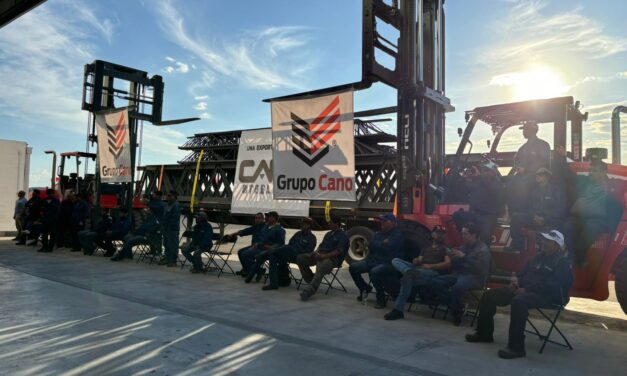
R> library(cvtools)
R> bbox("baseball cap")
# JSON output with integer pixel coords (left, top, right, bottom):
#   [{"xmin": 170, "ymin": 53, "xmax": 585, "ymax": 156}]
[
  {"xmin": 535, "ymin": 167, "xmax": 552, "ymax": 176},
  {"xmin": 194, "ymin": 211, "xmax": 208, "ymax": 221},
  {"xmin": 540, "ymin": 230, "xmax": 565, "ymax": 250},
  {"xmin": 519, "ymin": 122, "xmax": 539, "ymax": 130},
  {"xmin": 378, "ymin": 213, "xmax": 397, "ymax": 223}
]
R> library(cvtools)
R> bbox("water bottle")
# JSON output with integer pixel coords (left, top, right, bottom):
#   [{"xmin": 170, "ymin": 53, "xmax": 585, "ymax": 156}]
[{"xmin": 510, "ymin": 272, "xmax": 518, "ymax": 288}]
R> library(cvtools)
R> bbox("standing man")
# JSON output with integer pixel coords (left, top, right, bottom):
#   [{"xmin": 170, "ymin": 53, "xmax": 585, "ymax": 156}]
[
  {"xmin": 466, "ymin": 230, "xmax": 573, "ymax": 359},
  {"xmin": 507, "ymin": 122, "xmax": 551, "ymax": 218},
  {"xmin": 262, "ymin": 218, "xmax": 317, "ymax": 291},
  {"xmin": 16, "ymin": 189, "xmax": 42, "ymax": 246},
  {"xmin": 244, "ymin": 211, "xmax": 286, "ymax": 283},
  {"xmin": 159, "ymin": 191, "xmax": 181, "ymax": 267},
  {"xmin": 13, "ymin": 191, "xmax": 27, "ymax": 241},
  {"xmin": 431, "ymin": 222, "xmax": 491, "ymax": 325},
  {"xmin": 298, "ymin": 215, "xmax": 349, "ymax": 301},
  {"xmin": 233, "ymin": 212, "xmax": 268, "ymax": 277},
  {"xmin": 38, "ymin": 189, "xmax": 60, "ymax": 253},
  {"xmin": 148, "ymin": 190, "xmax": 166, "ymax": 257},
  {"xmin": 181, "ymin": 211, "xmax": 214, "ymax": 273},
  {"xmin": 349, "ymin": 213, "xmax": 404, "ymax": 309},
  {"xmin": 56, "ymin": 190, "xmax": 75, "ymax": 249}
]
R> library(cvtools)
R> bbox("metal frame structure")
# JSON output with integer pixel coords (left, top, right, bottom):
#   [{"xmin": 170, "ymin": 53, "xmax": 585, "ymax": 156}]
[{"xmin": 136, "ymin": 119, "xmax": 399, "ymax": 229}]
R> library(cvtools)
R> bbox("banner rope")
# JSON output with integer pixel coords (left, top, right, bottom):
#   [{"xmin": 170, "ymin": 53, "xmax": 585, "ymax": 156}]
[{"xmin": 190, "ymin": 150, "xmax": 204, "ymax": 213}]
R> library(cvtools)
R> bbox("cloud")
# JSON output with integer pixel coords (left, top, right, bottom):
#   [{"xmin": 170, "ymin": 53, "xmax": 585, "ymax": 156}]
[
  {"xmin": 162, "ymin": 57, "xmax": 191, "ymax": 74},
  {"xmin": 481, "ymin": 0, "xmax": 627, "ymax": 66},
  {"xmin": 193, "ymin": 102, "xmax": 207, "ymax": 111},
  {"xmin": 0, "ymin": 2, "xmax": 112, "ymax": 134},
  {"xmin": 574, "ymin": 71, "xmax": 627, "ymax": 86},
  {"xmin": 199, "ymin": 112, "xmax": 211, "ymax": 120},
  {"xmin": 194, "ymin": 95, "xmax": 209, "ymax": 101},
  {"xmin": 153, "ymin": 0, "xmax": 315, "ymax": 91}
]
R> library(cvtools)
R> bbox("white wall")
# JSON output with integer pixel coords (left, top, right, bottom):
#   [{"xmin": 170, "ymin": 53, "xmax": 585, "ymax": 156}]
[{"xmin": 0, "ymin": 139, "xmax": 30, "ymax": 234}]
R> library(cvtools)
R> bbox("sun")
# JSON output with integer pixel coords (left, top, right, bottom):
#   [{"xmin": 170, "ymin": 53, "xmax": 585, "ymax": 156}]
[{"xmin": 513, "ymin": 67, "xmax": 571, "ymax": 101}]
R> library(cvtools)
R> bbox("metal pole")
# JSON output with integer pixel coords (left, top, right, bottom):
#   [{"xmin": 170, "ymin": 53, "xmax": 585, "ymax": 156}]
[
  {"xmin": 612, "ymin": 106, "xmax": 627, "ymax": 164},
  {"xmin": 44, "ymin": 151, "xmax": 56, "ymax": 190}
]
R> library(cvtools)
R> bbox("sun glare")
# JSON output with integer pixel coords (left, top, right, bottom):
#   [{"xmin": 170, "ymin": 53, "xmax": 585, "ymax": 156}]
[{"xmin": 490, "ymin": 67, "xmax": 571, "ymax": 101}]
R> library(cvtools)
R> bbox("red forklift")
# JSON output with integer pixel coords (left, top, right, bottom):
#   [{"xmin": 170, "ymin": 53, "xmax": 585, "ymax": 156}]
[{"xmin": 265, "ymin": 0, "xmax": 627, "ymax": 311}]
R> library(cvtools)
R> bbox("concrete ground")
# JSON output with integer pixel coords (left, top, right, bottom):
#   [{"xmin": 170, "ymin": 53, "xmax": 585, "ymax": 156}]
[{"xmin": 0, "ymin": 238, "xmax": 625, "ymax": 376}]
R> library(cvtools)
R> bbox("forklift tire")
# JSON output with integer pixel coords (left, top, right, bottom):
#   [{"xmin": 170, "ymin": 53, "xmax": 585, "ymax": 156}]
[
  {"xmin": 614, "ymin": 251, "xmax": 627, "ymax": 314},
  {"xmin": 346, "ymin": 226, "xmax": 375, "ymax": 264}
]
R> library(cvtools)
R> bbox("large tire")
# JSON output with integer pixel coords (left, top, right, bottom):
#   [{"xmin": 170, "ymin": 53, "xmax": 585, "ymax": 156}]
[
  {"xmin": 614, "ymin": 251, "xmax": 627, "ymax": 314},
  {"xmin": 346, "ymin": 226, "xmax": 375, "ymax": 263}
]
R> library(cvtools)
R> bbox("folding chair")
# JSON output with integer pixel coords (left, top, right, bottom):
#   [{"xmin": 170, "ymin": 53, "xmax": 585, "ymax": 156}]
[
  {"xmin": 134, "ymin": 243, "xmax": 155, "ymax": 263},
  {"xmin": 525, "ymin": 303, "xmax": 573, "ymax": 354},
  {"xmin": 203, "ymin": 235, "xmax": 237, "ymax": 278},
  {"xmin": 320, "ymin": 266, "xmax": 347, "ymax": 295}
]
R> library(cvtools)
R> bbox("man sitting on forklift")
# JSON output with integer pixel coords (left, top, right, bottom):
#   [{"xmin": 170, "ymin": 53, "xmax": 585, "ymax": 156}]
[
  {"xmin": 506, "ymin": 167, "xmax": 568, "ymax": 252},
  {"xmin": 349, "ymin": 213, "xmax": 404, "ymax": 309},
  {"xmin": 431, "ymin": 222, "xmax": 491, "ymax": 325},
  {"xmin": 466, "ymin": 229, "xmax": 573, "ymax": 359}
]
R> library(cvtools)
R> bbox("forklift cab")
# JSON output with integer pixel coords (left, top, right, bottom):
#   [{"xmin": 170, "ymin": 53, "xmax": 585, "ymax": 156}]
[{"xmin": 57, "ymin": 152, "xmax": 97, "ymax": 198}]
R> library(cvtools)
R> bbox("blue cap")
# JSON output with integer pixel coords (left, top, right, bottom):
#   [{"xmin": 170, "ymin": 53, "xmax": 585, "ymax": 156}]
[{"xmin": 378, "ymin": 213, "xmax": 397, "ymax": 223}]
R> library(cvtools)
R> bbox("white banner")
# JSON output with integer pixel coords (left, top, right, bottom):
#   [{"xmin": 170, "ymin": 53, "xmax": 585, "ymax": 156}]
[
  {"xmin": 231, "ymin": 129, "xmax": 309, "ymax": 216},
  {"xmin": 271, "ymin": 90, "xmax": 355, "ymax": 201},
  {"xmin": 95, "ymin": 108, "xmax": 132, "ymax": 183}
]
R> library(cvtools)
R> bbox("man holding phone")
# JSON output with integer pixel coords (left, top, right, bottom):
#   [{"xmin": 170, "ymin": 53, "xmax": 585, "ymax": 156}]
[{"xmin": 465, "ymin": 230, "xmax": 573, "ymax": 359}]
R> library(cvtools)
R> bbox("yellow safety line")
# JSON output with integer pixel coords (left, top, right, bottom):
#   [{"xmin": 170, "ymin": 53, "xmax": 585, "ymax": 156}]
[
  {"xmin": 325, "ymin": 200, "xmax": 332, "ymax": 222},
  {"xmin": 158, "ymin": 165, "xmax": 165, "ymax": 191},
  {"xmin": 190, "ymin": 150, "xmax": 204, "ymax": 213}
]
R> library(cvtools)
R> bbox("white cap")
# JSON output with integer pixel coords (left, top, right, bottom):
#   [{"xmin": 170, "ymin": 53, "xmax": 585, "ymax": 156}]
[{"xmin": 540, "ymin": 230, "xmax": 565, "ymax": 250}]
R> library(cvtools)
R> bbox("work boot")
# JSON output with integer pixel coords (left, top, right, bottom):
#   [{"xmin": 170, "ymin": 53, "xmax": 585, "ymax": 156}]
[
  {"xmin": 36, "ymin": 248, "xmax": 45, "ymax": 252},
  {"xmin": 262, "ymin": 284, "xmax": 278, "ymax": 291},
  {"xmin": 497, "ymin": 347, "xmax": 526, "ymax": 359},
  {"xmin": 453, "ymin": 310, "xmax": 464, "ymax": 326},
  {"xmin": 465, "ymin": 332, "xmax": 494, "ymax": 343},
  {"xmin": 235, "ymin": 270, "xmax": 247, "ymax": 277},
  {"xmin": 356, "ymin": 286, "xmax": 373, "ymax": 302},
  {"xmin": 255, "ymin": 268, "xmax": 266, "ymax": 282},
  {"xmin": 190, "ymin": 268, "xmax": 203, "ymax": 274},
  {"xmin": 300, "ymin": 288, "xmax": 314, "ymax": 302},
  {"xmin": 15, "ymin": 240, "xmax": 26, "ymax": 245},
  {"xmin": 384, "ymin": 309, "xmax": 404, "ymax": 320},
  {"xmin": 374, "ymin": 299, "xmax": 387, "ymax": 309},
  {"xmin": 157, "ymin": 258, "xmax": 168, "ymax": 265}
]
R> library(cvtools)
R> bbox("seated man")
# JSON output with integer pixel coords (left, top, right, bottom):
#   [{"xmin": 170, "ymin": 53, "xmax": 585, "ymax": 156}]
[
  {"xmin": 298, "ymin": 215, "xmax": 349, "ymax": 301},
  {"xmin": 466, "ymin": 230, "xmax": 573, "ymax": 359},
  {"xmin": 563, "ymin": 160, "xmax": 623, "ymax": 265},
  {"xmin": 384, "ymin": 225, "xmax": 451, "ymax": 320},
  {"xmin": 244, "ymin": 211, "xmax": 286, "ymax": 283},
  {"xmin": 111, "ymin": 207, "xmax": 160, "ymax": 261},
  {"xmin": 97, "ymin": 208, "xmax": 132, "ymax": 257},
  {"xmin": 349, "ymin": 213, "xmax": 404, "ymax": 309},
  {"xmin": 262, "ymin": 217, "xmax": 317, "ymax": 291},
  {"xmin": 431, "ymin": 222, "xmax": 491, "ymax": 325},
  {"xmin": 507, "ymin": 167, "xmax": 567, "ymax": 252},
  {"xmin": 181, "ymin": 211, "xmax": 215, "ymax": 273},
  {"xmin": 78, "ymin": 209, "xmax": 113, "ymax": 255},
  {"xmin": 233, "ymin": 212, "xmax": 268, "ymax": 277}
]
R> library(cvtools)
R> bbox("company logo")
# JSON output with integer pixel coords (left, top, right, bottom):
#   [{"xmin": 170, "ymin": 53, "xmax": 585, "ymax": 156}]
[
  {"xmin": 106, "ymin": 112, "xmax": 127, "ymax": 158},
  {"xmin": 239, "ymin": 159, "xmax": 272, "ymax": 183},
  {"xmin": 290, "ymin": 96, "xmax": 341, "ymax": 167}
]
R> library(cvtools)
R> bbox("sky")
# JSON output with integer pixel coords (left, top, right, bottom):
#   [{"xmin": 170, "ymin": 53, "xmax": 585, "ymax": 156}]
[{"xmin": 1, "ymin": 0, "xmax": 626, "ymax": 187}]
